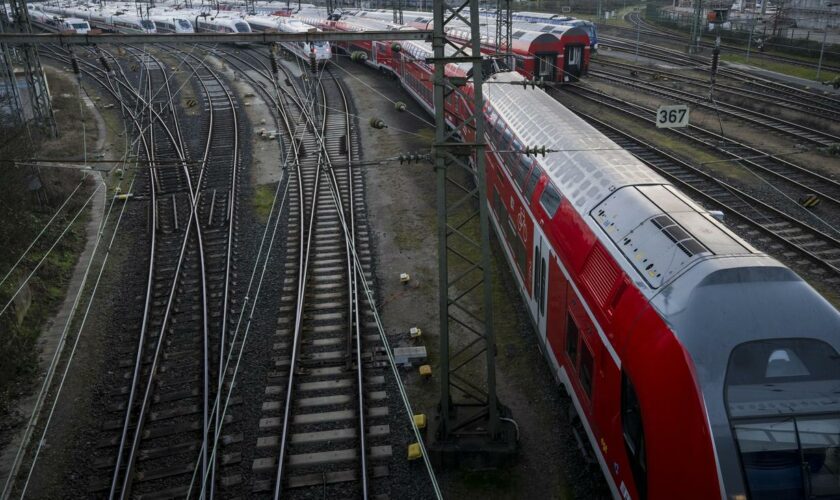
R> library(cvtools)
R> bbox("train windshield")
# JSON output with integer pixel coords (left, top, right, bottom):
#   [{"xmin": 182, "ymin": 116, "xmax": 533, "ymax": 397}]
[
  {"xmin": 726, "ymin": 339, "xmax": 840, "ymax": 499},
  {"xmin": 73, "ymin": 23, "xmax": 88, "ymax": 29},
  {"xmin": 313, "ymin": 41, "xmax": 328, "ymax": 48},
  {"xmin": 235, "ymin": 22, "xmax": 250, "ymax": 32},
  {"xmin": 140, "ymin": 20, "xmax": 154, "ymax": 29},
  {"xmin": 177, "ymin": 19, "xmax": 191, "ymax": 29}
]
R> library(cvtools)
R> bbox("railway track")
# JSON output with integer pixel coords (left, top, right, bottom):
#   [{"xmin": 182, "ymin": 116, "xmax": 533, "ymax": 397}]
[
  {"xmin": 594, "ymin": 57, "xmax": 840, "ymax": 123},
  {"xmin": 40, "ymin": 43, "xmax": 244, "ymax": 497},
  {"xmin": 569, "ymin": 106, "xmax": 840, "ymax": 282},
  {"xmin": 599, "ymin": 34, "xmax": 840, "ymax": 111},
  {"xmin": 613, "ymin": 11, "xmax": 840, "ymax": 74},
  {"xmin": 31, "ymin": 42, "xmax": 433, "ymax": 497},
  {"xmin": 587, "ymin": 68, "xmax": 840, "ymax": 147},
  {"xmin": 185, "ymin": 45, "xmax": 398, "ymax": 497},
  {"xmin": 555, "ymin": 84, "xmax": 840, "ymax": 232},
  {"xmin": 255, "ymin": 50, "xmax": 392, "ymax": 499}
]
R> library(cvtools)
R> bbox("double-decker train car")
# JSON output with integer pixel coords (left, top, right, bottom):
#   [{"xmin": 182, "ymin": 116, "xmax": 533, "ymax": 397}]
[
  {"xmin": 245, "ymin": 15, "xmax": 331, "ymax": 64},
  {"xmin": 501, "ymin": 10, "xmax": 599, "ymax": 49},
  {"xmin": 343, "ymin": 8, "xmax": 589, "ymax": 82},
  {"xmin": 318, "ymin": 26, "xmax": 840, "ymax": 499}
]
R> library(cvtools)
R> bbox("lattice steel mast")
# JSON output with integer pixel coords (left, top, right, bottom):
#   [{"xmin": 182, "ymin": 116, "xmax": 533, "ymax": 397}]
[
  {"xmin": 3, "ymin": 0, "xmax": 56, "ymax": 136},
  {"xmin": 0, "ymin": 3, "xmax": 25, "ymax": 127},
  {"xmin": 495, "ymin": 0, "xmax": 512, "ymax": 68},
  {"xmin": 431, "ymin": 0, "xmax": 517, "ymax": 466},
  {"xmin": 393, "ymin": 0, "xmax": 403, "ymax": 25}
]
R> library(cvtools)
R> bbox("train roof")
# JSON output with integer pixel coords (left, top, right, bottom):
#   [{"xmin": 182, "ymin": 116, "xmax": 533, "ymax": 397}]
[{"xmin": 485, "ymin": 71, "xmax": 758, "ymax": 297}]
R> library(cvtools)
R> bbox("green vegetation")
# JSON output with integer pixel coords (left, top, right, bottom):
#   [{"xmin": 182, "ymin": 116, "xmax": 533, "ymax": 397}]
[
  {"xmin": 0, "ymin": 67, "xmax": 100, "ymax": 415},
  {"xmin": 721, "ymin": 53, "xmax": 824, "ymax": 81},
  {"xmin": 0, "ymin": 167, "xmax": 89, "ymax": 415},
  {"xmin": 252, "ymin": 183, "xmax": 278, "ymax": 223}
]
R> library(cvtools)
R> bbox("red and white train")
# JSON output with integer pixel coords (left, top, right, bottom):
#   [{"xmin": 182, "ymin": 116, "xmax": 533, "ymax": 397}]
[
  {"xmin": 343, "ymin": 8, "xmax": 590, "ymax": 82},
  {"xmin": 318, "ymin": 25, "xmax": 840, "ymax": 500},
  {"xmin": 296, "ymin": 9, "xmax": 588, "ymax": 83}
]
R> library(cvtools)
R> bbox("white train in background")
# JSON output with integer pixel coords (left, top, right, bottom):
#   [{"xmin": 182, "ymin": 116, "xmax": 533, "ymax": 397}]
[
  {"xmin": 29, "ymin": 7, "xmax": 92, "ymax": 33},
  {"xmin": 193, "ymin": 13, "xmax": 251, "ymax": 33},
  {"xmin": 149, "ymin": 11, "xmax": 194, "ymax": 33},
  {"xmin": 40, "ymin": 4, "xmax": 156, "ymax": 33},
  {"xmin": 246, "ymin": 16, "xmax": 331, "ymax": 64}
]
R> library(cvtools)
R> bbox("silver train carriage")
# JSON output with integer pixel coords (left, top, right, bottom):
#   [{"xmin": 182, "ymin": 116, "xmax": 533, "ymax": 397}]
[{"xmin": 246, "ymin": 16, "xmax": 331, "ymax": 64}]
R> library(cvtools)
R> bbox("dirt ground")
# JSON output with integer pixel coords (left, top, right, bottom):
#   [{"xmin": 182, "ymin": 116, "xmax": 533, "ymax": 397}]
[{"xmin": 336, "ymin": 57, "xmax": 595, "ymax": 498}]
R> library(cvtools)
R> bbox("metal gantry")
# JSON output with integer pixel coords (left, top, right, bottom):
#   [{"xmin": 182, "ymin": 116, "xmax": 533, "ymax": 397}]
[
  {"xmin": 0, "ymin": 2, "xmax": 25, "ymax": 127},
  {"xmin": 393, "ymin": 0, "xmax": 404, "ymax": 25},
  {"xmin": 494, "ymin": 0, "xmax": 512, "ymax": 69},
  {"xmin": 2, "ymin": 0, "xmax": 56, "ymax": 136},
  {"xmin": 431, "ymin": 0, "xmax": 516, "ymax": 467},
  {"xmin": 689, "ymin": 0, "xmax": 704, "ymax": 53}
]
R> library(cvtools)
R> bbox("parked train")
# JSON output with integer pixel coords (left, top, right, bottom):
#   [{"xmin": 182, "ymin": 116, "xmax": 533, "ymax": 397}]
[
  {"xmin": 297, "ymin": 10, "xmax": 588, "ymax": 83},
  {"xmin": 149, "ymin": 12, "xmax": 195, "ymax": 33},
  {"xmin": 40, "ymin": 5, "xmax": 156, "ymax": 33},
  {"xmin": 300, "ymin": 20, "xmax": 840, "ymax": 499},
  {"xmin": 342, "ymin": 8, "xmax": 588, "ymax": 82},
  {"xmin": 29, "ymin": 8, "xmax": 91, "ymax": 33},
  {"xmin": 193, "ymin": 13, "xmax": 251, "ymax": 34},
  {"xmin": 245, "ymin": 15, "xmax": 331, "ymax": 64},
  {"xmin": 497, "ymin": 9, "xmax": 599, "ymax": 49}
]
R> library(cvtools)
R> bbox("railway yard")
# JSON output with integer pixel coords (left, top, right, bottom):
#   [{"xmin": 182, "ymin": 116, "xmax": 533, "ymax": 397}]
[{"xmin": 1, "ymin": 2, "xmax": 840, "ymax": 499}]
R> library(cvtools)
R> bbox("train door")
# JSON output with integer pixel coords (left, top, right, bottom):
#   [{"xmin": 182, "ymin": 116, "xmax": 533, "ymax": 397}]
[
  {"xmin": 564, "ymin": 45, "xmax": 583, "ymax": 81},
  {"xmin": 532, "ymin": 232, "xmax": 551, "ymax": 340},
  {"xmin": 535, "ymin": 53, "xmax": 556, "ymax": 81}
]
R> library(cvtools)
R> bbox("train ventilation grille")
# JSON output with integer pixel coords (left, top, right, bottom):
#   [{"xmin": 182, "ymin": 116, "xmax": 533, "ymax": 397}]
[{"xmin": 650, "ymin": 215, "xmax": 708, "ymax": 258}]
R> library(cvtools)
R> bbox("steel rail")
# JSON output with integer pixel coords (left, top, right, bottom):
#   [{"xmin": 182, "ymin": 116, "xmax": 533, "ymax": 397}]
[
  {"xmin": 595, "ymin": 58, "xmax": 840, "ymax": 121},
  {"xmin": 559, "ymin": 85, "xmax": 840, "ymax": 222},
  {"xmin": 560, "ymin": 89, "xmax": 840, "ymax": 276},
  {"xmin": 105, "ymin": 46, "xmax": 211, "ymax": 500},
  {"xmin": 588, "ymin": 69, "xmax": 840, "ymax": 147},
  {"xmin": 272, "ymin": 62, "xmax": 333, "ymax": 500}
]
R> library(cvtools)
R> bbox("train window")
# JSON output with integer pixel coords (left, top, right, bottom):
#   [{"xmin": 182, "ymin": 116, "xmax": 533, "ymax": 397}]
[
  {"xmin": 539, "ymin": 257, "xmax": 547, "ymax": 316},
  {"xmin": 513, "ymin": 155, "xmax": 530, "ymax": 190},
  {"xmin": 725, "ymin": 339, "xmax": 840, "ymax": 499},
  {"xmin": 533, "ymin": 245, "xmax": 540, "ymax": 300},
  {"xmin": 502, "ymin": 127, "xmax": 513, "ymax": 146},
  {"xmin": 622, "ymin": 373, "xmax": 647, "ymax": 499},
  {"xmin": 579, "ymin": 342, "xmax": 593, "ymax": 396},
  {"xmin": 539, "ymin": 184, "xmax": 562, "ymax": 218},
  {"xmin": 523, "ymin": 166, "xmax": 541, "ymax": 201},
  {"xmin": 565, "ymin": 314, "xmax": 579, "ymax": 365}
]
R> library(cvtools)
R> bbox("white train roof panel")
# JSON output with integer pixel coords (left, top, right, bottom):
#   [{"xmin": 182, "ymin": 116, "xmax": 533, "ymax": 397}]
[
  {"xmin": 485, "ymin": 71, "xmax": 756, "ymax": 293},
  {"xmin": 485, "ymin": 71, "xmax": 665, "ymax": 213}
]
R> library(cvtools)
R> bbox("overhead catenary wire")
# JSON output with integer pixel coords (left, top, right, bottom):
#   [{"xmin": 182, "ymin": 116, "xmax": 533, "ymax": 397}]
[
  {"xmin": 0, "ymin": 182, "xmax": 103, "ymax": 320},
  {"xmin": 0, "ymin": 176, "xmax": 86, "ymax": 292},
  {"xmin": 2, "ymin": 169, "xmax": 135, "ymax": 499}
]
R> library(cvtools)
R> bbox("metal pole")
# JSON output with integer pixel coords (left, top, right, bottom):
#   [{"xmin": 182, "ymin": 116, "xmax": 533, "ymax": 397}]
[
  {"xmin": 635, "ymin": 11, "xmax": 641, "ymax": 61},
  {"xmin": 746, "ymin": 15, "xmax": 754, "ymax": 62},
  {"xmin": 816, "ymin": 27, "xmax": 827, "ymax": 80}
]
